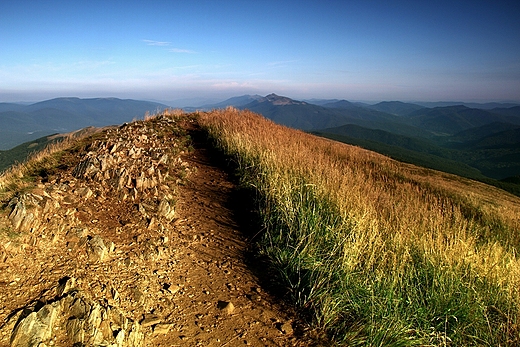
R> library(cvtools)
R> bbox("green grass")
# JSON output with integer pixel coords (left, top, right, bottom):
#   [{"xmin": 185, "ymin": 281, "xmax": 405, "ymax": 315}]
[{"xmin": 199, "ymin": 108, "xmax": 520, "ymax": 346}]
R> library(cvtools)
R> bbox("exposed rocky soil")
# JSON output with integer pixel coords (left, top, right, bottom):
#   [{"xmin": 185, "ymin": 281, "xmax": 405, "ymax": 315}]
[{"xmin": 0, "ymin": 114, "xmax": 323, "ymax": 346}]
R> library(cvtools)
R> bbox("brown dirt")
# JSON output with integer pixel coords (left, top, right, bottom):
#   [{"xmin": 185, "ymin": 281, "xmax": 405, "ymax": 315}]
[{"xmin": 0, "ymin": 115, "xmax": 327, "ymax": 346}]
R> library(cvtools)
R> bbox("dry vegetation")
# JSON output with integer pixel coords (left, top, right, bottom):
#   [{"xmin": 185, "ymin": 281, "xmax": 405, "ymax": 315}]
[
  {"xmin": 198, "ymin": 107, "xmax": 520, "ymax": 346},
  {"xmin": 2, "ymin": 108, "xmax": 519, "ymax": 345},
  {"xmin": 0, "ymin": 127, "xmax": 102, "ymax": 201}
]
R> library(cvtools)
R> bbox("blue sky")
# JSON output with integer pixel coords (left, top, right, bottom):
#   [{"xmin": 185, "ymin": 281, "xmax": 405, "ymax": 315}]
[{"xmin": 1, "ymin": 0, "xmax": 519, "ymax": 103}]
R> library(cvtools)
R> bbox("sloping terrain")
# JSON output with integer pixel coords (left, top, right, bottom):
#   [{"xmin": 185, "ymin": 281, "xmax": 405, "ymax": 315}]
[
  {"xmin": 0, "ymin": 113, "xmax": 321, "ymax": 347},
  {"xmin": 0, "ymin": 98, "xmax": 167, "ymax": 150},
  {"xmin": 197, "ymin": 108, "xmax": 520, "ymax": 346}
]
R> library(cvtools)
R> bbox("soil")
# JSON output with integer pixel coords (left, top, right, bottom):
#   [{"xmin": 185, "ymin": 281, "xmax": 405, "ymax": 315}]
[{"xmin": 0, "ymin": 116, "xmax": 328, "ymax": 346}]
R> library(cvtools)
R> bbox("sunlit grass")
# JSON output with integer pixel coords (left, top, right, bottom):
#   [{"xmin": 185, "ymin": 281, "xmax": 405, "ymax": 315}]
[
  {"xmin": 198, "ymin": 107, "xmax": 520, "ymax": 346},
  {"xmin": 2, "ymin": 107, "xmax": 519, "ymax": 345}
]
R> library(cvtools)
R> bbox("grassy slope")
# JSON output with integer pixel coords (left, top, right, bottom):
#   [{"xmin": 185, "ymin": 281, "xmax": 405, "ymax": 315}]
[
  {"xmin": 199, "ymin": 108, "xmax": 520, "ymax": 346},
  {"xmin": 313, "ymin": 131, "xmax": 520, "ymax": 197},
  {"xmin": 0, "ymin": 134, "xmax": 59, "ymax": 173}
]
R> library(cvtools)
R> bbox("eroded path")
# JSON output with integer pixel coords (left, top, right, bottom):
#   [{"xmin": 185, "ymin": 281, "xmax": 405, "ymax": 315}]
[
  {"xmin": 150, "ymin": 121, "xmax": 306, "ymax": 346},
  {"xmin": 0, "ymin": 114, "xmax": 316, "ymax": 347}
]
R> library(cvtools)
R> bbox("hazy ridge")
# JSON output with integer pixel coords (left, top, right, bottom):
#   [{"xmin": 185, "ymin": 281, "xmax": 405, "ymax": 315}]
[
  {"xmin": 0, "ymin": 97, "xmax": 167, "ymax": 150},
  {"xmin": 2, "ymin": 95, "xmax": 520, "ymax": 195}
]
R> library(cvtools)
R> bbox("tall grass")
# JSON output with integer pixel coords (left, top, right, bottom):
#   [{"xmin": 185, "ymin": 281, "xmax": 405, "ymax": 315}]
[{"xmin": 198, "ymin": 108, "xmax": 520, "ymax": 346}]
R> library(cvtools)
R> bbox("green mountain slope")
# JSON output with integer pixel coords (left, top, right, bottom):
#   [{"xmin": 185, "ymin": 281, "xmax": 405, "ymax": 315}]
[
  {"xmin": 0, "ymin": 134, "xmax": 59, "ymax": 172},
  {"xmin": 0, "ymin": 98, "xmax": 167, "ymax": 150},
  {"xmin": 314, "ymin": 122, "xmax": 520, "ymax": 195},
  {"xmin": 405, "ymin": 105, "xmax": 513, "ymax": 135}
]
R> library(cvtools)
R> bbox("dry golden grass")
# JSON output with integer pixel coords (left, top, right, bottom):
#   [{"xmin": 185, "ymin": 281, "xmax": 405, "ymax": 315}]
[{"xmin": 198, "ymin": 107, "xmax": 520, "ymax": 345}]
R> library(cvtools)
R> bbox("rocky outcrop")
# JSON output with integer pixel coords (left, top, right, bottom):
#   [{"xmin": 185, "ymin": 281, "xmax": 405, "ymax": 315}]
[
  {"xmin": 8, "ymin": 193, "xmax": 44, "ymax": 233},
  {"xmin": 8, "ymin": 277, "xmax": 143, "ymax": 347},
  {"xmin": 0, "ymin": 114, "xmax": 192, "ymax": 347},
  {"xmin": 0, "ymin": 113, "xmax": 307, "ymax": 347}
]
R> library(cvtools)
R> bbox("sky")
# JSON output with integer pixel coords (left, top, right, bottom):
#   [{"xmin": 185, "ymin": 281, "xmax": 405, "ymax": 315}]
[{"xmin": 1, "ymin": 0, "xmax": 519, "ymax": 104}]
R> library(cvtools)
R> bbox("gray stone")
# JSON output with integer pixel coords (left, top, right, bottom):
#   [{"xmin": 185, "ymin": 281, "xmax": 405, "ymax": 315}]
[{"xmin": 10, "ymin": 300, "xmax": 61, "ymax": 347}]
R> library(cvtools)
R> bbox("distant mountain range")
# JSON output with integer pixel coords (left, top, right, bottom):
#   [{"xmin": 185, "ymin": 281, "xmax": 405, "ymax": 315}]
[
  {"xmin": 1, "ymin": 94, "xmax": 520, "ymax": 195},
  {"xmin": 201, "ymin": 93, "xmax": 520, "ymax": 194},
  {"xmin": 0, "ymin": 97, "xmax": 167, "ymax": 150}
]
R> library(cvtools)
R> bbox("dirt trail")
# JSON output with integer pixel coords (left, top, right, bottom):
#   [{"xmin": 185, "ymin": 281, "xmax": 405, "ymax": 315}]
[
  {"xmin": 148, "ymin": 123, "xmax": 310, "ymax": 346},
  {"xmin": 0, "ymin": 115, "xmax": 322, "ymax": 347}
]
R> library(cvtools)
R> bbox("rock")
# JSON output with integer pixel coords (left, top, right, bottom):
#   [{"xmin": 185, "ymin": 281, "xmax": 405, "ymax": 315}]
[
  {"xmin": 72, "ymin": 156, "xmax": 100, "ymax": 179},
  {"xmin": 168, "ymin": 284, "xmax": 180, "ymax": 295},
  {"xmin": 10, "ymin": 300, "xmax": 61, "ymax": 347},
  {"xmin": 217, "ymin": 301, "xmax": 235, "ymax": 315},
  {"xmin": 10, "ymin": 286, "xmax": 144, "ymax": 347},
  {"xmin": 76, "ymin": 187, "xmax": 93, "ymax": 199},
  {"xmin": 153, "ymin": 323, "xmax": 172, "ymax": 335},
  {"xmin": 130, "ymin": 287, "xmax": 145, "ymax": 305},
  {"xmin": 8, "ymin": 194, "xmax": 41, "ymax": 232},
  {"xmin": 251, "ymin": 294, "xmax": 262, "ymax": 302},
  {"xmin": 140, "ymin": 314, "xmax": 161, "ymax": 327},
  {"xmin": 158, "ymin": 154, "xmax": 169, "ymax": 165},
  {"xmin": 86, "ymin": 235, "xmax": 109, "ymax": 261},
  {"xmin": 56, "ymin": 276, "xmax": 76, "ymax": 296},
  {"xmin": 110, "ymin": 286, "xmax": 119, "ymax": 300},
  {"xmin": 158, "ymin": 198, "xmax": 175, "ymax": 221},
  {"xmin": 279, "ymin": 321, "xmax": 294, "ymax": 335}
]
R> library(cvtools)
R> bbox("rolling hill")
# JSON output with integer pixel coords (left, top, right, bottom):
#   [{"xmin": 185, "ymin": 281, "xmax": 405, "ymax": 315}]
[
  {"xmin": 365, "ymin": 100, "xmax": 425, "ymax": 116},
  {"xmin": 0, "ymin": 97, "xmax": 167, "ymax": 150},
  {"xmin": 403, "ymin": 105, "xmax": 520, "ymax": 135},
  {"xmin": 239, "ymin": 93, "xmax": 436, "ymax": 138},
  {"xmin": 2, "ymin": 94, "xmax": 520, "ymax": 195}
]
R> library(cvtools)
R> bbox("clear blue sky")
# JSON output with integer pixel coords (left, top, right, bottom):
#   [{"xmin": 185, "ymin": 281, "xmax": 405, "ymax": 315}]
[{"xmin": 1, "ymin": 0, "xmax": 519, "ymax": 103}]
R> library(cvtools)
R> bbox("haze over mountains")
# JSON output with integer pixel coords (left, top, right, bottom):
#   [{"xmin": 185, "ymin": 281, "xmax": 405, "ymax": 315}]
[
  {"xmin": 1, "ymin": 94, "xmax": 520, "ymax": 194},
  {"xmin": 0, "ymin": 98, "xmax": 167, "ymax": 150},
  {"xmin": 197, "ymin": 94, "xmax": 520, "ymax": 192}
]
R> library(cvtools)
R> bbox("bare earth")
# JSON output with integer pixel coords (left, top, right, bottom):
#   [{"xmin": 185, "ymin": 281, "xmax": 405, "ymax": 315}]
[{"xmin": 0, "ymin": 115, "xmax": 324, "ymax": 346}]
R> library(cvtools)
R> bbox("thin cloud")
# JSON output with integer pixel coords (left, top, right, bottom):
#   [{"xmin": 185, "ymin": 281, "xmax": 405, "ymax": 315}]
[
  {"xmin": 143, "ymin": 39, "xmax": 171, "ymax": 46},
  {"xmin": 169, "ymin": 48, "xmax": 196, "ymax": 54},
  {"xmin": 267, "ymin": 60, "xmax": 298, "ymax": 67}
]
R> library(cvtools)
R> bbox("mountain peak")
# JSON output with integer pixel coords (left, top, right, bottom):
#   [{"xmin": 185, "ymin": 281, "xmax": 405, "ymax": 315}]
[{"xmin": 262, "ymin": 93, "xmax": 305, "ymax": 105}]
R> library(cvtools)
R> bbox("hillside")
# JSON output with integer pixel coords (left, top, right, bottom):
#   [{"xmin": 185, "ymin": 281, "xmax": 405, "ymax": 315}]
[
  {"xmin": 365, "ymin": 101, "xmax": 425, "ymax": 116},
  {"xmin": 0, "ymin": 112, "xmax": 317, "ymax": 347},
  {"xmin": 314, "ymin": 122, "xmax": 520, "ymax": 195},
  {"xmin": 0, "ymin": 129, "xmax": 104, "ymax": 173},
  {"xmin": 0, "ymin": 98, "xmax": 167, "ymax": 150},
  {"xmin": 404, "ymin": 105, "xmax": 518, "ymax": 135},
  {"xmin": 239, "ymin": 94, "xmax": 434, "ymax": 139},
  {"xmin": 199, "ymin": 108, "xmax": 520, "ymax": 346},
  {"xmin": 3, "ymin": 94, "xmax": 520, "ymax": 199},
  {"xmin": 2, "ymin": 108, "xmax": 520, "ymax": 346},
  {"xmin": 237, "ymin": 94, "xmax": 520, "ymax": 192}
]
